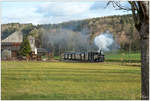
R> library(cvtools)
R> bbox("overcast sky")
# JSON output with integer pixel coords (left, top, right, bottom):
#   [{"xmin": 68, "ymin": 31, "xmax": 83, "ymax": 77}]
[{"xmin": 1, "ymin": 1, "xmax": 131, "ymax": 25}]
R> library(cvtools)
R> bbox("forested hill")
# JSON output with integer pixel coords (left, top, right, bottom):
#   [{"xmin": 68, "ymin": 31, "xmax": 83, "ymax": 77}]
[{"xmin": 2, "ymin": 14, "xmax": 140, "ymax": 52}]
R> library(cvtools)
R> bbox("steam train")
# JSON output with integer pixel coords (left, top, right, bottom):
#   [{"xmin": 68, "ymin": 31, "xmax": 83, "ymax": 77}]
[{"xmin": 61, "ymin": 50, "xmax": 104, "ymax": 62}]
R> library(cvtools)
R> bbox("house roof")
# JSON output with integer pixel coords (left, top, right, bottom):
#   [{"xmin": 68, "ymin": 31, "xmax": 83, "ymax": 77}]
[
  {"xmin": 2, "ymin": 31, "xmax": 23, "ymax": 43},
  {"xmin": 37, "ymin": 48, "xmax": 48, "ymax": 53}
]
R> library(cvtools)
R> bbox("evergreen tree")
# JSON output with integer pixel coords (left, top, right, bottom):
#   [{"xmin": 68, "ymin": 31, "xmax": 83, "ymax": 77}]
[{"xmin": 19, "ymin": 37, "xmax": 31, "ymax": 56}]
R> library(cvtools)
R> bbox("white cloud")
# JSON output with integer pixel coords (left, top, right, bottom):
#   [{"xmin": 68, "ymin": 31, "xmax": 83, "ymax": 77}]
[
  {"xmin": 2, "ymin": 3, "xmax": 43, "ymax": 25},
  {"xmin": 37, "ymin": 2, "xmax": 94, "ymax": 16},
  {"xmin": 2, "ymin": 1, "xmax": 131, "ymax": 25}
]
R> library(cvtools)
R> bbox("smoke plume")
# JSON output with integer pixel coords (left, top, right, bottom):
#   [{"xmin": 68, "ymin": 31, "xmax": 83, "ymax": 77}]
[
  {"xmin": 94, "ymin": 31, "xmax": 119, "ymax": 52},
  {"xmin": 41, "ymin": 28, "xmax": 96, "ymax": 55}
]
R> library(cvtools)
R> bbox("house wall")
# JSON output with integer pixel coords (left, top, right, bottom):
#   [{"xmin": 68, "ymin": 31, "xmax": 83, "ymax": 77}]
[
  {"xmin": 12, "ymin": 51, "xmax": 18, "ymax": 57},
  {"xmin": 1, "ymin": 42, "xmax": 21, "ymax": 59},
  {"xmin": 1, "ymin": 49, "xmax": 12, "ymax": 60},
  {"xmin": 28, "ymin": 35, "xmax": 36, "ymax": 52}
]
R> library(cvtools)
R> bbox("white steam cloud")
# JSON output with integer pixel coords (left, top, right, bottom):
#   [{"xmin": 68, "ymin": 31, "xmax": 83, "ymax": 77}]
[{"xmin": 94, "ymin": 32, "xmax": 116, "ymax": 52}]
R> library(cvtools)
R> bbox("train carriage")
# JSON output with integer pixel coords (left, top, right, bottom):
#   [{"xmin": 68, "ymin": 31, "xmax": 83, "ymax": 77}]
[{"xmin": 61, "ymin": 51, "xmax": 104, "ymax": 62}]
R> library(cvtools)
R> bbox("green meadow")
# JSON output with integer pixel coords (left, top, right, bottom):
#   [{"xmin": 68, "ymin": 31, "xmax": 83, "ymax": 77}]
[
  {"xmin": 2, "ymin": 61, "xmax": 141, "ymax": 100},
  {"xmin": 105, "ymin": 51, "xmax": 141, "ymax": 62}
]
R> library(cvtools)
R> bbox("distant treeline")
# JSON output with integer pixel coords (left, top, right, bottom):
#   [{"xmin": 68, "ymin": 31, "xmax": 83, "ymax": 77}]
[{"xmin": 2, "ymin": 14, "xmax": 140, "ymax": 56}]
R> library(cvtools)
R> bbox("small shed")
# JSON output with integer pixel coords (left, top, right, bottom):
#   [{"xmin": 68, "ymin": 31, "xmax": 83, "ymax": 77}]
[{"xmin": 36, "ymin": 48, "xmax": 49, "ymax": 61}]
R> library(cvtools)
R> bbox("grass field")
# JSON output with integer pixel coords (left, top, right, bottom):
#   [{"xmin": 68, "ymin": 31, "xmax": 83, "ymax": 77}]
[
  {"xmin": 104, "ymin": 51, "xmax": 140, "ymax": 62},
  {"xmin": 2, "ymin": 61, "xmax": 141, "ymax": 100}
]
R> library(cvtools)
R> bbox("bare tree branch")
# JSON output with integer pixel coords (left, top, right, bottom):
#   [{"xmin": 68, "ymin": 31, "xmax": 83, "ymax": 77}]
[{"xmin": 106, "ymin": 1, "xmax": 131, "ymax": 11}]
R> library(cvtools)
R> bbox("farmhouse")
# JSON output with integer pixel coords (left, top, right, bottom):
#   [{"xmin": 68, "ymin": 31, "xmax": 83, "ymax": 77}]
[
  {"xmin": 1, "ymin": 31, "xmax": 23, "ymax": 59},
  {"xmin": 1, "ymin": 31, "xmax": 49, "ymax": 60}
]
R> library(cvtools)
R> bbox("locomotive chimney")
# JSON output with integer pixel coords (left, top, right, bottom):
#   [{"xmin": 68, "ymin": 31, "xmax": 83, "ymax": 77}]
[{"xmin": 99, "ymin": 50, "xmax": 102, "ymax": 55}]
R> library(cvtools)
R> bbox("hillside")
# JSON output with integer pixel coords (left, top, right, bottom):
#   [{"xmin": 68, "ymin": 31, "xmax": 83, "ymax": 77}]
[{"xmin": 1, "ymin": 14, "xmax": 140, "ymax": 55}]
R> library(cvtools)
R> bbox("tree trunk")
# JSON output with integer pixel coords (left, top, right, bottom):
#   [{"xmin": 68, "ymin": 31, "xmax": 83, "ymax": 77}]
[
  {"xmin": 108, "ymin": 1, "xmax": 149, "ymax": 99},
  {"xmin": 139, "ymin": 22, "xmax": 149, "ymax": 100}
]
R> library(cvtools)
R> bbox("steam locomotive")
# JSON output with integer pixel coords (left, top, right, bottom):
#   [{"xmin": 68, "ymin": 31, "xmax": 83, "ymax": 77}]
[{"xmin": 61, "ymin": 50, "xmax": 104, "ymax": 62}]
